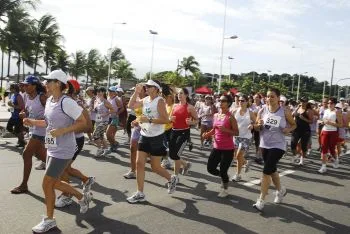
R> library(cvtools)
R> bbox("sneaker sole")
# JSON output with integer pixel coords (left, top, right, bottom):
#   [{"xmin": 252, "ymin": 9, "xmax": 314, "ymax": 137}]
[
  {"xmin": 123, "ymin": 176, "xmax": 136, "ymax": 179},
  {"xmin": 127, "ymin": 198, "xmax": 146, "ymax": 204},
  {"xmin": 253, "ymin": 204, "xmax": 263, "ymax": 212}
]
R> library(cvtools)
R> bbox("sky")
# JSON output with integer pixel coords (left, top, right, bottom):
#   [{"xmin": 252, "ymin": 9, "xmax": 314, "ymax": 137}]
[{"xmin": 4, "ymin": 0, "xmax": 350, "ymax": 84}]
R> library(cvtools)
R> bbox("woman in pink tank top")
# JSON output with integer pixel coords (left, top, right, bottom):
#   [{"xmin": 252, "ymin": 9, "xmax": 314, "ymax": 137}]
[{"xmin": 204, "ymin": 94, "xmax": 239, "ymax": 197}]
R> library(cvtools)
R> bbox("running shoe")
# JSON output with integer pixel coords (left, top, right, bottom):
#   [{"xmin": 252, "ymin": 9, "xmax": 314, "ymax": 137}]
[
  {"xmin": 231, "ymin": 174, "xmax": 242, "ymax": 182},
  {"xmin": 83, "ymin": 177, "xmax": 96, "ymax": 193},
  {"xmin": 182, "ymin": 162, "xmax": 192, "ymax": 175},
  {"xmin": 161, "ymin": 159, "xmax": 172, "ymax": 169},
  {"xmin": 102, "ymin": 148, "xmax": 111, "ymax": 156},
  {"xmin": 127, "ymin": 191, "xmax": 146, "ymax": 203},
  {"xmin": 78, "ymin": 192, "xmax": 93, "ymax": 213},
  {"xmin": 253, "ymin": 198, "xmax": 265, "ymax": 212},
  {"xmin": 34, "ymin": 161, "xmax": 46, "ymax": 170},
  {"xmin": 244, "ymin": 160, "xmax": 251, "ymax": 173},
  {"xmin": 333, "ymin": 159, "xmax": 339, "ymax": 169},
  {"xmin": 217, "ymin": 188, "xmax": 229, "ymax": 198},
  {"xmin": 32, "ymin": 216, "xmax": 57, "ymax": 233},
  {"xmin": 167, "ymin": 175, "xmax": 178, "ymax": 194},
  {"xmin": 123, "ymin": 170, "xmax": 136, "ymax": 179},
  {"xmin": 95, "ymin": 149, "xmax": 103, "ymax": 157},
  {"xmin": 273, "ymin": 186, "xmax": 287, "ymax": 203},
  {"xmin": 55, "ymin": 195, "xmax": 73, "ymax": 208},
  {"xmin": 318, "ymin": 165, "xmax": 327, "ymax": 174}
]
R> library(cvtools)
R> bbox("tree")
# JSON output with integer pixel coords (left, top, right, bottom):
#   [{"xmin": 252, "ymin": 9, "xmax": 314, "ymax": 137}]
[
  {"xmin": 50, "ymin": 49, "xmax": 69, "ymax": 73},
  {"xmin": 69, "ymin": 51, "xmax": 86, "ymax": 79},
  {"xmin": 85, "ymin": 49, "xmax": 101, "ymax": 86},
  {"xmin": 178, "ymin": 56, "xmax": 200, "ymax": 77},
  {"xmin": 0, "ymin": 0, "xmax": 38, "ymax": 22},
  {"xmin": 29, "ymin": 14, "xmax": 62, "ymax": 74},
  {"xmin": 112, "ymin": 59, "xmax": 135, "ymax": 80}
]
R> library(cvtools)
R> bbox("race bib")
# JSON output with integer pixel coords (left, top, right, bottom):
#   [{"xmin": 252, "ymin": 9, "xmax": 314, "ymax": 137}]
[
  {"xmin": 96, "ymin": 114, "xmax": 103, "ymax": 122},
  {"xmin": 264, "ymin": 115, "xmax": 281, "ymax": 128},
  {"xmin": 45, "ymin": 132, "xmax": 57, "ymax": 148}
]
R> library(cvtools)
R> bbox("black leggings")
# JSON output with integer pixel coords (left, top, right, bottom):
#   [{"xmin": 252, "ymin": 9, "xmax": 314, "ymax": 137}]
[
  {"xmin": 261, "ymin": 148, "xmax": 285, "ymax": 175},
  {"xmin": 207, "ymin": 148, "xmax": 234, "ymax": 184},
  {"xmin": 126, "ymin": 114, "xmax": 137, "ymax": 136},
  {"xmin": 291, "ymin": 130, "xmax": 311, "ymax": 154}
]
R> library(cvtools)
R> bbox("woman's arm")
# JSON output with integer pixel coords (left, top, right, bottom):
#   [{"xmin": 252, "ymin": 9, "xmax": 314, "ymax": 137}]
[{"xmin": 283, "ymin": 109, "xmax": 297, "ymax": 134}]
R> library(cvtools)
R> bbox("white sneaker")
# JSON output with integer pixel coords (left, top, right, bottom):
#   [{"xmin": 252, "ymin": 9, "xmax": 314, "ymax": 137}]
[
  {"xmin": 217, "ymin": 188, "xmax": 229, "ymax": 198},
  {"xmin": 127, "ymin": 191, "xmax": 146, "ymax": 203},
  {"xmin": 167, "ymin": 175, "xmax": 178, "ymax": 194},
  {"xmin": 253, "ymin": 198, "xmax": 265, "ymax": 211},
  {"xmin": 123, "ymin": 170, "xmax": 136, "ymax": 179},
  {"xmin": 333, "ymin": 159, "xmax": 339, "ymax": 169},
  {"xmin": 231, "ymin": 174, "xmax": 241, "ymax": 182},
  {"xmin": 34, "ymin": 161, "xmax": 46, "ymax": 170},
  {"xmin": 95, "ymin": 149, "xmax": 103, "ymax": 157},
  {"xmin": 274, "ymin": 186, "xmax": 287, "ymax": 203},
  {"xmin": 298, "ymin": 157, "xmax": 304, "ymax": 166},
  {"xmin": 102, "ymin": 148, "xmax": 111, "ymax": 156},
  {"xmin": 55, "ymin": 195, "xmax": 73, "ymax": 208},
  {"xmin": 318, "ymin": 165, "xmax": 327, "ymax": 174},
  {"xmin": 83, "ymin": 177, "xmax": 96, "ymax": 193},
  {"xmin": 32, "ymin": 216, "xmax": 57, "ymax": 233},
  {"xmin": 78, "ymin": 192, "xmax": 93, "ymax": 213}
]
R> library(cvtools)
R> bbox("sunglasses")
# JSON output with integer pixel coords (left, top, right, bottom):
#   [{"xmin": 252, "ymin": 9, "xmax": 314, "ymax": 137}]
[
  {"xmin": 238, "ymin": 100, "xmax": 246, "ymax": 102},
  {"xmin": 328, "ymin": 102, "xmax": 334, "ymax": 104},
  {"xmin": 47, "ymin": 79, "xmax": 58, "ymax": 83},
  {"xmin": 145, "ymin": 85, "xmax": 155, "ymax": 89}
]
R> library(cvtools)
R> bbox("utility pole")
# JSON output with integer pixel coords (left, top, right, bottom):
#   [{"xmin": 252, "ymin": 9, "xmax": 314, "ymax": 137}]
[{"xmin": 329, "ymin": 58, "xmax": 335, "ymax": 97}]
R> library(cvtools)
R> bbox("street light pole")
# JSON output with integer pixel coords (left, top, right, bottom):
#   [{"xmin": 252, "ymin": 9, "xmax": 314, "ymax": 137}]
[
  {"xmin": 218, "ymin": 0, "xmax": 228, "ymax": 93},
  {"xmin": 228, "ymin": 56, "xmax": 234, "ymax": 81},
  {"xmin": 107, "ymin": 22, "xmax": 126, "ymax": 88},
  {"xmin": 296, "ymin": 72, "xmax": 307, "ymax": 100},
  {"xmin": 267, "ymin": 70, "xmax": 272, "ymax": 83},
  {"xmin": 149, "ymin": 30, "xmax": 158, "ymax": 80}
]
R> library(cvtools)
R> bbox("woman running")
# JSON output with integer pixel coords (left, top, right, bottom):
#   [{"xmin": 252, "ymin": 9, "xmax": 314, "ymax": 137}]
[
  {"xmin": 319, "ymin": 97, "xmax": 343, "ymax": 173},
  {"xmin": 198, "ymin": 95, "xmax": 215, "ymax": 149},
  {"xmin": 6, "ymin": 83, "xmax": 25, "ymax": 147},
  {"xmin": 232, "ymin": 94, "xmax": 256, "ymax": 181},
  {"xmin": 25, "ymin": 70, "xmax": 91, "ymax": 233},
  {"xmin": 11, "ymin": 76, "xmax": 47, "ymax": 194},
  {"xmin": 253, "ymin": 88, "xmax": 296, "ymax": 212},
  {"xmin": 291, "ymin": 97, "xmax": 314, "ymax": 165},
  {"xmin": 251, "ymin": 93, "xmax": 264, "ymax": 165},
  {"xmin": 106, "ymin": 86, "xmax": 124, "ymax": 152},
  {"xmin": 127, "ymin": 80, "xmax": 177, "ymax": 204},
  {"xmin": 55, "ymin": 79, "xmax": 95, "ymax": 208},
  {"xmin": 205, "ymin": 94, "xmax": 238, "ymax": 197},
  {"xmin": 123, "ymin": 86, "xmax": 146, "ymax": 179},
  {"xmin": 85, "ymin": 86, "xmax": 97, "ymax": 144},
  {"xmin": 169, "ymin": 88, "xmax": 198, "ymax": 177},
  {"xmin": 93, "ymin": 87, "xmax": 115, "ymax": 157}
]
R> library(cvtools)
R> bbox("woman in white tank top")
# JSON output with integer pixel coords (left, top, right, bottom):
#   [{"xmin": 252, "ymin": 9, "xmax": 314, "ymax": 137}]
[
  {"xmin": 232, "ymin": 94, "xmax": 256, "ymax": 182},
  {"xmin": 126, "ymin": 80, "xmax": 178, "ymax": 204}
]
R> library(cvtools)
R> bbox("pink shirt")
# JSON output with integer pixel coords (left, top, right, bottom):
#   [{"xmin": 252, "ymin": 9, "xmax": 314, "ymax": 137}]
[{"xmin": 213, "ymin": 112, "xmax": 234, "ymax": 150}]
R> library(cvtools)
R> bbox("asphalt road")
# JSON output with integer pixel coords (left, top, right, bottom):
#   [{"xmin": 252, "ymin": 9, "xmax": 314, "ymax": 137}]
[{"xmin": 0, "ymin": 129, "xmax": 349, "ymax": 234}]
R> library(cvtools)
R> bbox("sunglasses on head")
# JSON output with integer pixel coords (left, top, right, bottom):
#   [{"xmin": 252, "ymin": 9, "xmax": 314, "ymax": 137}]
[
  {"xmin": 219, "ymin": 99, "xmax": 228, "ymax": 103},
  {"xmin": 145, "ymin": 85, "xmax": 155, "ymax": 88},
  {"xmin": 238, "ymin": 99, "xmax": 246, "ymax": 102}
]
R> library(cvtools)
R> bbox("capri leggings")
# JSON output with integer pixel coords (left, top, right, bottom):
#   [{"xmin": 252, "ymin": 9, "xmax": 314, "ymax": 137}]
[
  {"xmin": 207, "ymin": 148, "xmax": 234, "ymax": 184},
  {"xmin": 320, "ymin": 131, "xmax": 338, "ymax": 156},
  {"xmin": 261, "ymin": 148, "xmax": 285, "ymax": 175},
  {"xmin": 169, "ymin": 129, "xmax": 190, "ymax": 161},
  {"xmin": 291, "ymin": 130, "xmax": 311, "ymax": 154}
]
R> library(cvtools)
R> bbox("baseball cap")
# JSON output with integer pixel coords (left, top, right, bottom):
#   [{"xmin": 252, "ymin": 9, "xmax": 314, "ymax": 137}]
[
  {"xmin": 280, "ymin": 95, "xmax": 287, "ymax": 102},
  {"xmin": 335, "ymin": 103, "xmax": 342, "ymax": 109},
  {"xmin": 308, "ymin": 100, "xmax": 316, "ymax": 105},
  {"xmin": 86, "ymin": 86, "xmax": 94, "ymax": 92},
  {"xmin": 145, "ymin": 80, "xmax": 161, "ymax": 90},
  {"xmin": 299, "ymin": 96, "xmax": 308, "ymax": 102},
  {"xmin": 108, "ymin": 86, "xmax": 117, "ymax": 92},
  {"xmin": 43, "ymin": 70, "xmax": 68, "ymax": 84},
  {"xmin": 340, "ymin": 97, "xmax": 345, "ymax": 101},
  {"xmin": 68, "ymin": 79, "xmax": 80, "ymax": 91},
  {"xmin": 116, "ymin": 87, "xmax": 124, "ymax": 93},
  {"xmin": 21, "ymin": 75, "xmax": 40, "ymax": 85}
]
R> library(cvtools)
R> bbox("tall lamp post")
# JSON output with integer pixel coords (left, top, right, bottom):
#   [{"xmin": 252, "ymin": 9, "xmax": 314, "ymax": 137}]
[
  {"xmin": 296, "ymin": 71, "xmax": 308, "ymax": 100},
  {"xmin": 149, "ymin": 30, "xmax": 158, "ymax": 80},
  {"xmin": 228, "ymin": 56, "xmax": 234, "ymax": 81},
  {"xmin": 107, "ymin": 22, "xmax": 126, "ymax": 88},
  {"xmin": 336, "ymin": 78, "xmax": 350, "ymax": 99},
  {"xmin": 267, "ymin": 70, "xmax": 272, "ymax": 83},
  {"xmin": 292, "ymin": 45, "xmax": 306, "ymax": 100}
]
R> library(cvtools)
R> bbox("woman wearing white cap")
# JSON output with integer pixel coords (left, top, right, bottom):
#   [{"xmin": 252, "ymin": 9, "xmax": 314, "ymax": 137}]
[
  {"xmin": 198, "ymin": 95, "xmax": 216, "ymax": 149},
  {"xmin": 25, "ymin": 70, "xmax": 91, "ymax": 233},
  {"xmin": 127, "ymin": 80, "xmax": 177, "ymax": 203}
]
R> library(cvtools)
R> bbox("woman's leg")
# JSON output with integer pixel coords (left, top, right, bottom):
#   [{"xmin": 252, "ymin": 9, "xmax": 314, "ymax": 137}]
[
  {"xmin": 219, "ymin": 150, "xmax": 234, "ymax": 189},
  {"xmin": 136, "ymin": 151, "xmax": 148, "ymax": 192},
  {"xmin": 150, "ymin": 156, "xmax": 171, "ymax": 180}
]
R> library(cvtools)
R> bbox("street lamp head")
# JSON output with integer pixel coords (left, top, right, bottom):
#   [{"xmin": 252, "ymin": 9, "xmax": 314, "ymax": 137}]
[
  {"xmin": 267, "ymin": 70, "xmax": 272, "ymax": 73},
  {"xmin": 149, "ymin": 30, "xmax": 158, "ymax": 35},
  {"xmin": 229, "ymin": 35, "xmax": 238, "ymax": 39},
  {"xmin": 228, "ymin": 56, "xmax": 234, "ymax": 60}
]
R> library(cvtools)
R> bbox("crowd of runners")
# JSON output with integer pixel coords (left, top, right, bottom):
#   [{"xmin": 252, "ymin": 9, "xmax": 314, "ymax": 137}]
[{"xmin": 1, "ymin": 70, "xmax": 349, "ymax": 233}]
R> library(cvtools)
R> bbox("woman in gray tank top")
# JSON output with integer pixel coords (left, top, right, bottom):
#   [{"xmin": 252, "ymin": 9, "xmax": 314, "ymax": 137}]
[
  {"xmin": 11, "ymin": 76, "xmax": 47, "ymax": 194},
  {"xmin": 24, "ymin": 70, "xmax": 91, "ymax": 233},
  {"xmin": 253, "ymin": 88, "xmax": 296, "ymax": 212}
]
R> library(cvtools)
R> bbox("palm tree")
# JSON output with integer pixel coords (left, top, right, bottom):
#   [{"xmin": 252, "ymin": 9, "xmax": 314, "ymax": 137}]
[
  {"xmin": 112, "ymin": 59, "xmax": 135, "ymax": 80},
  {"xmin": 69, "ymin": 50, "xmax": 86, "ymax": 79},
  {"xmin": 50, "ymin": 49, "xmax": 69, "ymax": 73},
  {"xmin": 29, "ymin": 14, "xmax": 62, "ymax": 74},
  {"xmin": 0, "ymin": 0, "xmax": 38, "ymax": 21},
  {"xmin": 178, "ymin": 56, "xmax": 200, "ymax": 78},
  {"xmin": 85, "ymin": 49, "xmax": 101, "ymax": 87}
]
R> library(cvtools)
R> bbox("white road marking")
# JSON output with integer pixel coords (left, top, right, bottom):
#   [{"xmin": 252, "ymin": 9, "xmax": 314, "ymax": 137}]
[{"xmin": 243, "ymin": 169, "xmax": 295, "ymax": 187}]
